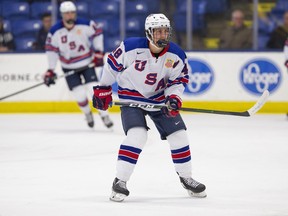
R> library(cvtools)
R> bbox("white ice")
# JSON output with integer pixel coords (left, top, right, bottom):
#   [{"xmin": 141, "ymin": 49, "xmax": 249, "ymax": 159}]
[{"xmin": 0, "ymin": 113, "xmax": 288, "ymax": 216}]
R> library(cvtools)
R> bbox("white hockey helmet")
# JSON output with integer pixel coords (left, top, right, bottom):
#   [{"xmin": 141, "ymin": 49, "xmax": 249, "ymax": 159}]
[
  {"xmin": 60, "ymin": 1, "xmax": 77, "ymax": 13},
  {"xmin": 145, "ymin": 13, "xmax": 172, "ymax": 48}
]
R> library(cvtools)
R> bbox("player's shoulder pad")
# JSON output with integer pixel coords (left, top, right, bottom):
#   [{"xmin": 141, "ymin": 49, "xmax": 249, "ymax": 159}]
[
  {"xmin": 49, "ymin": 21, "xmax": 64, "ymax": 35},
  {"xmin": 75, "ymin": 18, "xmax": 90, "ymax": 26},
  {"xmin": 124, "ymin": 37, "xmax": 148, "ymax": 52},
  {"xmin": 168, "ymin": 42, "xmax": 187, "ymax": 63}
]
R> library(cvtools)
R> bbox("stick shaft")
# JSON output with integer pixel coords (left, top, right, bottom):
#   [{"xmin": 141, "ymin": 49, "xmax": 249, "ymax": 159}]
[
  {"xmin": 112, "ymin": 90, "xmax": 269, "ymax": 117},
  {"xmin": 0, "ymin": 64, "xmax": 94, "ymax": 101}
]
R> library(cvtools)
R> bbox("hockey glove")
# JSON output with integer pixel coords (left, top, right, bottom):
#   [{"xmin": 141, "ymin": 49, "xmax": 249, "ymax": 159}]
[
  {"xmin": 43, "ymin": 70, "xmax": 57, "ymax": 87},
  {"xmin": 93, "ymin": 51, "xmax": 104, "ymax": 67},
  {"xmin": 161, "ymin": 95, "xmax": 182, "ymax": 117},
  {"xmin": 285, "ymin": 60, "xmax": 288, "ymax": 69},
  {"xmin": 92, "ymin": 85, "xmax": 112, "ymax": 110}
]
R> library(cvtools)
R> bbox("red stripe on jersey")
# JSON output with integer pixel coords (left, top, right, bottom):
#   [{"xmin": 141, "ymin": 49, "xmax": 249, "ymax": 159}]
[
  {"xmin": 108, "ymin": 54, "xmax": 123, "ymax": 71},
  {"xmin": 45, "ymin": 44, "xmax": 59, "ymax": 52},
  {"xmin": 59, "ymin": 51, "xmax": 92, "ymax": 64}
]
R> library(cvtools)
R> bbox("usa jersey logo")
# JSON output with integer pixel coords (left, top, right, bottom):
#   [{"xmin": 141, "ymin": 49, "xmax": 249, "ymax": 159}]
[
  {"xmin": 240, "ymin": 58, "xmax": 281, "ymax": 95},
  {"xmin": 184, "ymin": 58, "xmax": 214, "ymax": 95}
]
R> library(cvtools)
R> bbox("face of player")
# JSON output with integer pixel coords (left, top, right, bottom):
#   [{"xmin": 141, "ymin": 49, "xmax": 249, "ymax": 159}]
[
  {"xmin": 153, "ymin": 27, "xmax": 169, "ymax": 47},
  {"xmin": 62, "ymin": 11, "xmax": 76, "ymax": 27}
]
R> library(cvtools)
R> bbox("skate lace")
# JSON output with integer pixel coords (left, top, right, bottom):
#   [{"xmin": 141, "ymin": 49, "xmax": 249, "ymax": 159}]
[
  {"xmin": 183, "ymin": 177, "xmax": 200, "ymax": 188},
  {"xmin": 117, "ymin": 180, "xmax": 127, "ymax": 190}
]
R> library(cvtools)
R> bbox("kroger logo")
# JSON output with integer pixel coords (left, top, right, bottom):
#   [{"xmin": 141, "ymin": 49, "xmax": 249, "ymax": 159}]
[
  {"xmin": 185, "ymin": 58, "xmax": 214, "ymax": 94},
  {"xmin": 240, "ymin": 59, "xmax": 281, "ymax": 95}
]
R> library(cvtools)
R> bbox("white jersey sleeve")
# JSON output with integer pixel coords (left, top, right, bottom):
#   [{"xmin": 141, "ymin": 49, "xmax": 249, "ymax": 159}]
[
  {"xmin": 100, "ymin": 41, "xmax": 126, "ymax": 86},
  {"xmin": 89, "ymin": 20, "xmax": 104, "ymax": 53},
  {"xmin": 45, "ymin": 32, "xmax": 59, "ymax": 70},
  {"xmin": 284, "ymin": 38, "xmax": 288, "ymax": 61}
]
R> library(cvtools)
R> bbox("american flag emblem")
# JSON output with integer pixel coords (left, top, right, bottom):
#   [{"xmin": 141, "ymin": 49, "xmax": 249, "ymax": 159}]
[{"xmin": 165, "ymin": 59, "xmax": 174, "ymax": 68}]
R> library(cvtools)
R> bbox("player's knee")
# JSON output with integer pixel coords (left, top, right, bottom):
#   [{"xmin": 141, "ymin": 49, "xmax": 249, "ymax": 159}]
[
  {"xmin": 167, "ymin": 129, "xmax": 189, "ymax": 149},
  {"xmin": 124, "ymin": 127, "xmax": 148, "ymax": 147},
  {"xmin": 72, "ymin": 85, "xmax": 87, "ymax": 101}
]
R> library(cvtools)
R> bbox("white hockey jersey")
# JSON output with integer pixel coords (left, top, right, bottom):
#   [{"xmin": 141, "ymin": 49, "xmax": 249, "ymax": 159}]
[
  {"xmin": 284, "ymin": 38, "xmax": 288, "ymax": 61},
  {"xmin": 45, "ymin": 18, "xmax": 103, "ymax": 70},
  {"xmin": 101, "ymin": 37, "xmax": 189, "ymax": 105}
]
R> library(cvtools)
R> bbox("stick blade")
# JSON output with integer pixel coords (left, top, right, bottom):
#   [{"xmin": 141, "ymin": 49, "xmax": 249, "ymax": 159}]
[{"xmin": 247, "ymin": 90, "xmax": 270, "ymax": 116}]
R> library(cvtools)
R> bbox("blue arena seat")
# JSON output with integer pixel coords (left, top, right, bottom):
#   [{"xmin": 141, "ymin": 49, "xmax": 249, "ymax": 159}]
[
  {"xmin": 95, "ymin": 18, "xmax": 119, "ymax": 36},
  {"xmin": 104, "ymin": 36, "xmax": 121, "ymax": 52},
  {"xmin": 2, "ymin": 2, "xmax": 30, "ymax": 21},
  {"xmin": 30, "ymin": 2, "xmax": 53, "ymax": 19},
  {"xmin": 205, "ymin": 0, "xmax": 228, "ymax": 14},
  {"xmin": 126, "ymin": 1, "xmax": 148, "ymax": 15},
  {"xmin": 258, "ymin": 34, "xmax": 270, "ymax": 49},
  {"xmin": 89, "ymin": 2, "xmax": 119, "ymax": 20},
  {"xmin": 76, "ymin": 2, "xmax": 89, "ymax": 19},
  {"xmin": 176, "ymin": 0, "xmax": 207, "ymax": 15},
  {"xmin": 125, "ymin": 17, "xmax": 144, "ymax": 37},
  {"xmin": 15, "ymin": 37, "xmax": 36, "ymax": 51},
  {"xmin": 174, "ymin": 12, "xmax": 206, "ymax": 31},
  {"xmin": 3, "ymin": 20, "xmax": 11, "ymax": 32},
  {"xmin": 12, "ymin": 20, "xmax": 42, "ymax": 37}
]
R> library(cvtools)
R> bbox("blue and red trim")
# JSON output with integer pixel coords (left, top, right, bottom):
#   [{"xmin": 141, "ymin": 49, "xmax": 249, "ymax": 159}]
[
  {"xmin": 59, "ymin": 51, "xmax": 92, "ymax": 64},
  {"xmin": 171, "ymin": 146, "xmax": 191, "ymax": 164},
  {"xmin": 118, "ymin": 87, "xmax": 166, "ymax": 104},
  {"xmin": 118, "ymin": 144, "xmax": 142, "ymax": 164},
  {"xmin": 107, "ymin": 54, "xmax": 124, "ymax": 72}
]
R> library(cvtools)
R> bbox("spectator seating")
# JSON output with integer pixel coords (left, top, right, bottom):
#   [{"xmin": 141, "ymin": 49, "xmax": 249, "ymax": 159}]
[
  {"xmin": 258, "ymin": 34, "xmax": 270, "ymax": 49},
  {"xmin": 75, "ymin": 2, "xmax": 89, "ymax": 19},
  {"xmin": 12, "ymin": 20, "xmax": 42, "ymax": 37},
  {"xmin": 205, "ymin": 0, "xmax": 228, "ymax": 14},
  {"xmin": 89, "ymin": 1, "xmax": 119, "ymax": 20},
  {"xmin": 126, "ymin": 17, "xmax": 143, "ymax": 37},
  {"xmin": 15, "ymin": 37, "xmax": 35, "ymax": 51},
  {"xmin": 104, "ymin": 36, "xmax": 121, "ymax": 52},
  {"xmin": 30, "ymin": 2, "xmax": 53, "ymax": 19},
  {"xmin": 3, "ymin": 20, "xmax": 11, "ymax": 32},
  {"xmin": 174, "ymin": 0, "xmax": 207, "ymax": 31},
  {"xmin": 2, "ymin": 2, "xmax": 30, "ymax": 21}
]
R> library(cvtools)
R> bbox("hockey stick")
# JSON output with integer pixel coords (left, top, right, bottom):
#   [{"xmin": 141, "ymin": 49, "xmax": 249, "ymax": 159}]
[
  {"xmin": 0, "ymin": 63, "xmax": 95, "ymax": 101},
  {"xmin": 112, "ymin": 90, "xmax": 270, "ymax": 117}
]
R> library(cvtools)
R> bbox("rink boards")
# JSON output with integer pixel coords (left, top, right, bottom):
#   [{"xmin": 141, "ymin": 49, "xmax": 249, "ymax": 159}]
[{"xmin": 0, "ymin": 52, "xmax": 287, "ymax": 113}]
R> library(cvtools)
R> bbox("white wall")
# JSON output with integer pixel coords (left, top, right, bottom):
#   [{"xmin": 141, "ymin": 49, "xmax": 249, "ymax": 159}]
[{"xmin": 0, "ymin": 52, "xmax": 287, "ymax": 102}]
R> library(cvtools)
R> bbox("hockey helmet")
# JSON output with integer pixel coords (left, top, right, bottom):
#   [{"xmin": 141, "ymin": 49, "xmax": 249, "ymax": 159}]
[
  {"xmin": 60, "ymin": 1, "xmax": 77, "ymax": 13},
  {"xmin": 145, "ymin": 13, "xmax": 172, "ymax": 48}
]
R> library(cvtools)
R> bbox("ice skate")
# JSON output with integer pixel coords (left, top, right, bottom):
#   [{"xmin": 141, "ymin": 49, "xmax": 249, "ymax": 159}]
[
  {"xmin": 179, "ymin": 176, "xmax": 207, "ymax": 198},
  {"xmin": 85, "ymin": 112, "xmax": 94, "ymax": 128},
  {"xmin": 110, "ymin": 178, "xmax": 129, "ymax": 202},
  {"xmin": 101, "ymin": 115, "xmax": 113, "ymax": 128}
]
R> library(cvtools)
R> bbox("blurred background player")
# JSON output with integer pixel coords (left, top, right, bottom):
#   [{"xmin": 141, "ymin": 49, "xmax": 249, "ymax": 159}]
[
  {"xmin": 43, "ymin": 1, "xmax": 113, "ymax": 128},
  {"xmin": 92, "ymin": 13, "xmax": 206, "ymax": 201}
]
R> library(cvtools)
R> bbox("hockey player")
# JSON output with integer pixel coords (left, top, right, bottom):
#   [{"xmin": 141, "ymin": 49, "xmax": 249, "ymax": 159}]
[
  {"xmin": 43, "ymin": 1, "xmax": 113, "ymax": 128},
  {"xmin": 284, "ymin": 38, "xmax": 288, "ymax": 118},
  {"xmin": 92, "ymin": 13, "xmax": 206, "ymax": 201}
]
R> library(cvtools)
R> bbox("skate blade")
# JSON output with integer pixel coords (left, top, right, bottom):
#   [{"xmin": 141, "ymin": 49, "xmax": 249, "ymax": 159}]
[
  {"xmin": 187, "ymin": 190, "xmax": 207, "ymax": 198},
  {"xmin": 110, "ymin": 191, "xmax": 127, "ymax": 202}
]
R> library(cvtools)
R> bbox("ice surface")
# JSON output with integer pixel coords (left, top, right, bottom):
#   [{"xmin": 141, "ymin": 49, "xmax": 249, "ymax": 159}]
[{"xmin": 0, "ymin": 113, "xmax": 288, "ymax": 216}]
